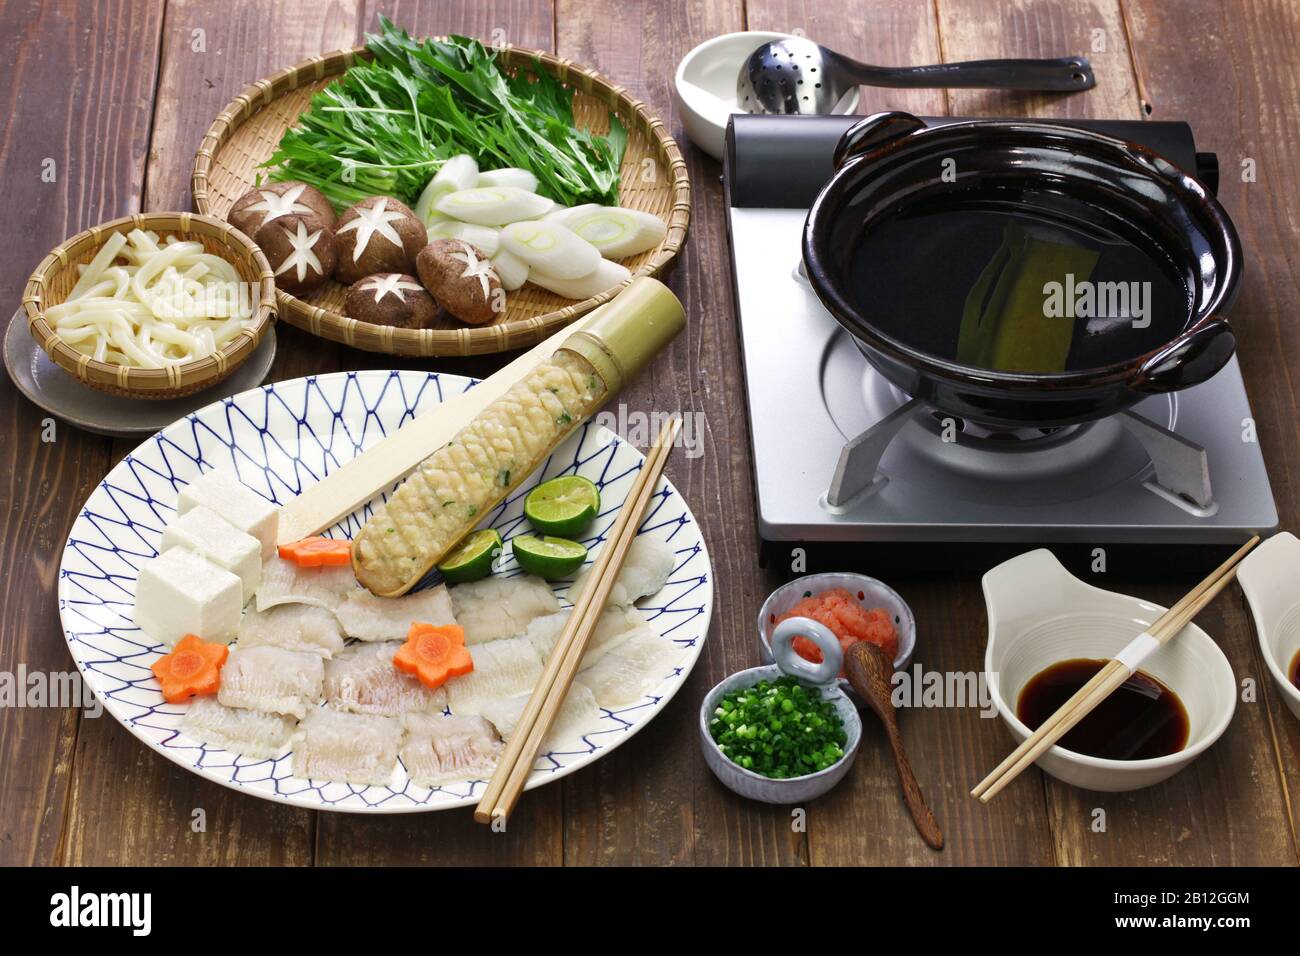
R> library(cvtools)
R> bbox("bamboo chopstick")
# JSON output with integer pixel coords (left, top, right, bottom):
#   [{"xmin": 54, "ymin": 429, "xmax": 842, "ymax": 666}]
[
  {"xmin": 971, "ymin": 535, "xmax": 1259, "ymax": 802},
  {"xmin": 489, "ymin": 421, "xmax": 680, "ymax": 822},
  {"xmin": 474, "ymin": 417, "xmax": 682, "ymax": 825}
]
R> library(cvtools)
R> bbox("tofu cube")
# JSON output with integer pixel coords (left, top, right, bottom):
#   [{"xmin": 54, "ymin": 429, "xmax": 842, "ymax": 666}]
[
  {"xmin": 161, "ymin": 505, "xmax": 261, "ymax": 602},
  {"xmin": 134, "ymin": 547, "xmax": 242, "ymax": 646},
  {"xmin": 178, "ymin": 470, "xmax": 279, "ymax": 560}
]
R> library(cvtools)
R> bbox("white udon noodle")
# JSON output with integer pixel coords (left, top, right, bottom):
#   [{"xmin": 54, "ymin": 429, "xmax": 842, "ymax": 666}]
[{"xmin": 47, "ymin": 229, "xmax": 255, "ymax": 368}]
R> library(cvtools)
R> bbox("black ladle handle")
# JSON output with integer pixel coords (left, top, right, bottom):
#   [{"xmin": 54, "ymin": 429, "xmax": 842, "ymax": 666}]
[{"xmin": 842, "ymin": 55, "xmax": 1095, "ymax": 92}]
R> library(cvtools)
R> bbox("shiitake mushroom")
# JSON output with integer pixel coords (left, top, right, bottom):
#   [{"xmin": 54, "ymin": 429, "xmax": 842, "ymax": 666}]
[
  {"xmin": 416, "ymin": 239, "xmax": 504, "ymax": 326},
  {"xmin": 255, "ymin": 214, "xmax": 337, "ymax": 295},
  {"xmin": 334, "ymin": 196, "xmax": 426, "ymax": 283},
  {"xmin": 229, "ymin": 181, "xmax": 335, "ymax": 238},
  {"xmin": 344, "ymin": 273, "xmax": 439, "ymax": 329}
]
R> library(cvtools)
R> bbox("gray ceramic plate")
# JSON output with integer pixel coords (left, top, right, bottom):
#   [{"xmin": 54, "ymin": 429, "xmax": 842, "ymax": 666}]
[{"xmin": 3, "ymin": 307, "xmax": 276, "ymax": 437}]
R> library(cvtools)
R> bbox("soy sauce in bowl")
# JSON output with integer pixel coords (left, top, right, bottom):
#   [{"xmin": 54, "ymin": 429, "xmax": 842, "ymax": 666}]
[
  {"xmin": 847, "ymin": 192, "xmax": 1193, "ymax": 374},
  {"xmin": 1016, "ymin": 657, "xmax": 1189, "ymax": 760},
  {"xmin": 1291, "ymin": 648, "xmax": 1300, "ymax": 691}
]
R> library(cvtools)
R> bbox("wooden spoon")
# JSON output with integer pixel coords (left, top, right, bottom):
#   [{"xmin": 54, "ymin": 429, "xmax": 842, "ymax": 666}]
[{"xmin": 844, "ymin": 641, "xmax": 944, "ymax": 850}]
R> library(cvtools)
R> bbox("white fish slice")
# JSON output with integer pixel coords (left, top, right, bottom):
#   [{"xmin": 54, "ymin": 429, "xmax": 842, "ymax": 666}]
[
  {"xmin": 448, "ymin": 574, "xmax": 560, "ymax": 644},
  {"xmin": 400, "ymin": 712, "xmax": 503, "ymax": 787},
  {"xmin": 255, "ymin": 555, "xmax": 357, "ymax": 612},
  {"xmin": 179, "ymin": 696, "xmax": 296, "ymax": 759},
  {"xmin": 323, "ymin": 641, "xmax": 448, "ymax": 717},
  {"xmin": 293, "ymin": 708, "xmax": 400, "ymax": 786},
  {"xmin": 217, "ymin": 646, "xmax": 324, "ymax": 719},
  {"xmin": 334, "ymin": 584, "xmax": 455, "ymax": 642},
  {"xmin": 444, "ymin": 636, "xmax": 543, "ymax": 715},
  {"xmin": 478, "ymin": 682, "xmax": 598, "ymax": 752},
  {"xmin": 576, "ymin": 627, "xmax": 682, "ymax": 709},
  {"xmin": 524, "ymin": 605, "xmax": 646, "ymax": 668},
  {"xmin": 237, "ymin": 604, "xmax": 345, "ymax": 658},
  {"xmin": 570, "ymin": 537, "xmax": 674, "ymax": 607}
]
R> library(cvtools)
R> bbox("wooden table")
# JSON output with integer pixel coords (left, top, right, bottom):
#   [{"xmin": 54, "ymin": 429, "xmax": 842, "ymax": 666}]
[{"xmin": 2, "ymin": 0, "xmax": 1296, "ymax": 867}]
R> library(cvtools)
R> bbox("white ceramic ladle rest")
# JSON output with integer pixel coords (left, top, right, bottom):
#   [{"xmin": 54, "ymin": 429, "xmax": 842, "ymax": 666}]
[{"xmin": 1237, "ymin": 531, "xmax": 1300, "ymax": 722}]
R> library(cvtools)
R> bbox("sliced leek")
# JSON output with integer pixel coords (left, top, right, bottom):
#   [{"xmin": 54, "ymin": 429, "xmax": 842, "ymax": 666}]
[
  {"xmin": 434, "ymin": 186, "xmax": 554, "ymax": 226},
  {"xmin": 426, "ymin": 221, "xmax": 501, "ymax": 257},
  {"xmin": 414, "ymin": 154, "xmax": 479, "ymax": 226},
  {"xmin": 558, "ymin": 206, "xmax": 667, "ymax": 259},
  {"xmin": 528, "ymin": 258, "xmax": 631, "ymax": 300},
  {"xmin": 491, "ymin": 250, "xmax": 529, "ymax": 291},
  {"xmin": 477, "ymin": 167, "xmax": 539, "ymax": 192},
  {"xmin": 500, "ymin": 221, "xmax": 601, "ymax": 279}
]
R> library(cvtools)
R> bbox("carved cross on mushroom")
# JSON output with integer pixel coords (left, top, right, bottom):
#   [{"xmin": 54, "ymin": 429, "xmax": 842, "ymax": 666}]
[
  {"xmin": 357, "ymin": 273, "xmax": 425, "ymax": 304},
  {"xmin": 255, "ymin": 214, "xmax": 337, "ymax": 295},
  {"xmin": 275, "ymin": 220, "xmax": 329, "ymax": 283},
  {"xmin": 337, "ymin": 198, "xmax": 407, "ymax": 263},
  {"xmin": 344, "ymin": 273, "xmax": 437, "ymax": 330},
  {"xmin": 333, "ymin": 196, "xmax": 426, "ymax": 283},
  {"xmin": 227, "ymin": 180, "xmax": 335, "ymax": 239},
  {"xmin": 415, "ymin": 238, "xmax": 503, "ymax": 327},
  {"xmin": 449, "ymin": 239, "xmax": 497, "ymax": 301},
  {"xmin": 244, "ymin": 183, "xmax": 315, "ymax": 230}
]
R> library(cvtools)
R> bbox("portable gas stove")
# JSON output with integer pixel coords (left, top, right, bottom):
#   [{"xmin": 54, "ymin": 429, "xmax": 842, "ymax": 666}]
[{"xmin": 723, "ymin": 115, "xmax": 1277, "ymax": 572}]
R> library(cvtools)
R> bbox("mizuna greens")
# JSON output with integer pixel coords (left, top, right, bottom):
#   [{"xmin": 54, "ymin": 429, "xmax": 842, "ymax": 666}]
[{"xmin": 264, "ymin": 16, "xmax": 627, "ymax": 210}]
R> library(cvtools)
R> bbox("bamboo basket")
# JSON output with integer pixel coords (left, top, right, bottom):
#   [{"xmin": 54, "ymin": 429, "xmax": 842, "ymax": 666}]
[
  {"xmin": 191, "ymin": 43, "xmax": 691, "ymax": 357},
  {"xmin": 23, "ymin": 213, "xmax": 276, "ymax": 399}
]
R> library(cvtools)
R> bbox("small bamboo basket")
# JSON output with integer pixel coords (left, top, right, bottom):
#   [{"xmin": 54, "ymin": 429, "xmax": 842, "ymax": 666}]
[
  {"xmin": 23, "ymin": 213, "xmax": 276, "ymax": 399},
  {"xmin": 191, "ymin": 43, "xmax": 691, "ymax": 357}
]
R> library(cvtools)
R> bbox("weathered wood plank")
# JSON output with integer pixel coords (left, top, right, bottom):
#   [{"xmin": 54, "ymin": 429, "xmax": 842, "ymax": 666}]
[
  {"xmin": 739, "ymin": 0, "xmax": 1055, "ymax": 867},
  {"xmin": 59, "ymin": 0, "xmax": 363, "ymax": 865},
  {"xmin": 937, "ymin": 0, "xmax": 1138, "ymax": 119},
  {"xmin": 7, "ymin": 0, "xmax": 1296, "ymax": 869},
  {"xmin": 553, "ymin": 0, "xmax": 811, "ymax": 866},
  {"xmin": 0, "ymin": 0, "xmax": 165, "ymax": 867},
  {"xmin": 939, "ymin": 0, "xmax": 1295, "ymax": 866},
  {"xmin": 1094, "ymin": 0, "xmax": 1300, "ymax": 863},
  {"xmin": 310, "ymin": 0, "xmax": 566, "ymax": 865}
]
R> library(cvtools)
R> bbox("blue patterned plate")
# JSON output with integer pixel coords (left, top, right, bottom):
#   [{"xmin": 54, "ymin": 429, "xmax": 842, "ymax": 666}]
[{"xmin": 58, "ymin": 370, "xmax": 713, "ymax": 812}]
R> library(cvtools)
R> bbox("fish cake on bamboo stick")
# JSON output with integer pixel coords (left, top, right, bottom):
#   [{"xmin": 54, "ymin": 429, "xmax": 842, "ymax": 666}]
[
  {"xmin": 350, "ymin": 277, "xmax": 686, "ymax": 596},
  {"xmin": 352, "ymin": 350, "xmax": 605, "ymax": 595}
]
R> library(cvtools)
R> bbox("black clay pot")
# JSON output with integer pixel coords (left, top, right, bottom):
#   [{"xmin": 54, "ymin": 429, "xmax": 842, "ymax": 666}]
[{"xmin": 802, "ymin": 111, "xmax": 1242, "ymax": 428}]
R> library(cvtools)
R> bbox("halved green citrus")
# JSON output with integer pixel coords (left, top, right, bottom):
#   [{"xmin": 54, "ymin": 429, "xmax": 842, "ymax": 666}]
[
  {"xmin": 523, "ymin": 475, "xmax": 600, "ymax": 537},
  {"xmin": 437, "ymin": 528, "xmax": 503, "ymax": 583},
  {"xmin": 511, "ymin": 534, "xmax": 588, "ymax": 579}
]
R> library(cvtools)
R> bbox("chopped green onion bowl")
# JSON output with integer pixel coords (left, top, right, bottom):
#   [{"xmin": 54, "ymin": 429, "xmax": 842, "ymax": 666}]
[{"xmin": 709, "ymin": 677, "xmax": 847, "ymax": 779}]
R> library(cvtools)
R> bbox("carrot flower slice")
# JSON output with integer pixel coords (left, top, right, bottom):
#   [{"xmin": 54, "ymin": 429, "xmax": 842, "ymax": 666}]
[
  {"xmin": 278, "ymin": 536, "xmax": 353, "ymax": 567},
  {"xmin": 393, "ymin": 622, "xmax": 474, "ymax": 690},
  {"xmin": 151, "ymin": 634, "xmax": 229, "ymax": 704}
]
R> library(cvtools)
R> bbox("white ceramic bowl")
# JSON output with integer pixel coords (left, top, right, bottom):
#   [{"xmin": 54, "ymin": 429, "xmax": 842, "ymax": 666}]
[
  {"xmin": 1237, "ymin": 532, "xmax": 1300, "ymax": 722},
  {"xmin": 982, "ymin": 549, "xmax": 1237, "ymax": 792},
  {"xmin": 673, "ymin": 31, "xmax": 860, "ymax": 161},
  {"xmin": 701, "ymin": 622, "xmax": 861, "ymax": 803},
  {"xmin": 700, "ymin": 666, "xmax": 862, "ymax": 804},
  {"xmin": 756, "ymin": 572, "xmax": 916, "ymax": 704}
]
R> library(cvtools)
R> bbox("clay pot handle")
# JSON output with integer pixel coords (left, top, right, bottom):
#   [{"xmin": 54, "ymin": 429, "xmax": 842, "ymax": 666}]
[
  {"xmin": 1130, "ymin": 315, "xmax": 1235, "ymax": 393},
  {"xmin": 832, "ymin": 111, "xmax": 928, "ymax": 171}
]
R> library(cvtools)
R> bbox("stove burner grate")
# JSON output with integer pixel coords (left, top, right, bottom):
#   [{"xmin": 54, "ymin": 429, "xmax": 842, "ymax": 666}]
[
  {"xmin": 826, "ymin": 396, "xmax": 1216, "ymax": 515},
  {"xmin": 916, "ymin": 407, "xmax": 1082, "ymax": 445}
]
